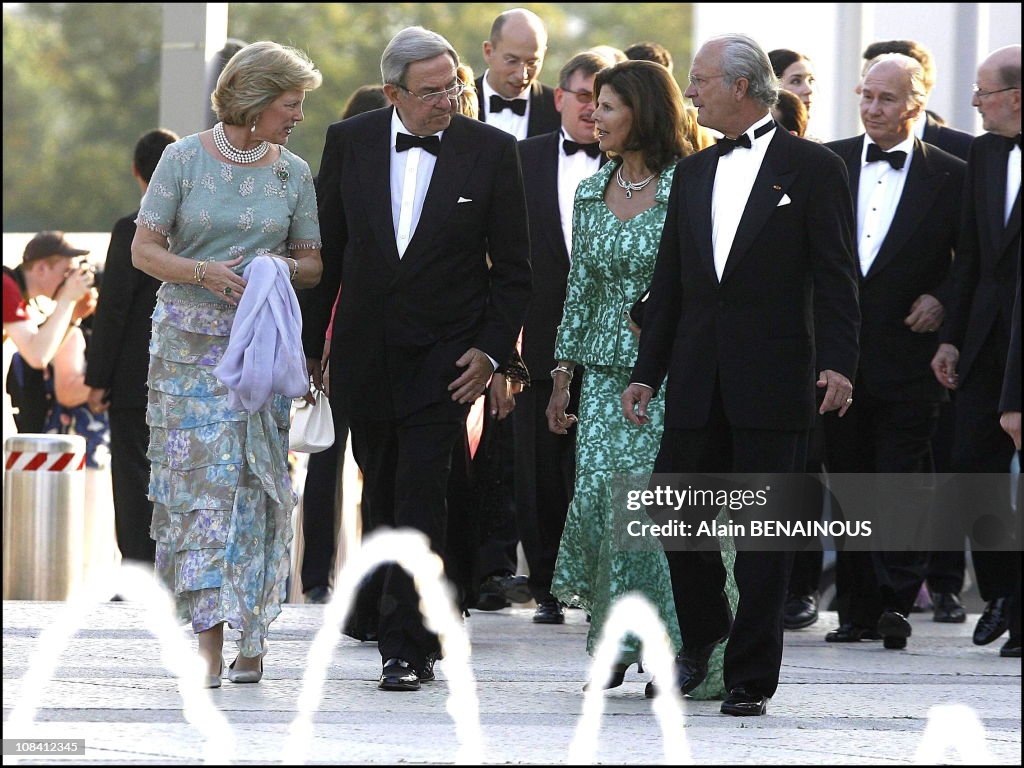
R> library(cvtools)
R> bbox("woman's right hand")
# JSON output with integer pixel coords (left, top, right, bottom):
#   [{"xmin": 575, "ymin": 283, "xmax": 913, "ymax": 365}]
[
  {"xmin": 203, "ymin": 256, "xmax": 247, "ymax": 306},
  {"xmin": 546, "ymin": 384, "xmax": 578, "ymax": 434}
]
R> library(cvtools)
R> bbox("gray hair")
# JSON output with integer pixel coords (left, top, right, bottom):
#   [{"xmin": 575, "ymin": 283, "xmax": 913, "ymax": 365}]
[
  {"xmin": 708, "ymin": 33, "xmax": 778, "ymax": 109},
  {"xmin": 380, "ymin": 26, "xmax": 459, "ymax": 87},
  {"xmin": 863, "ymin": 53, "xmax": 928, "ymax": 108}
]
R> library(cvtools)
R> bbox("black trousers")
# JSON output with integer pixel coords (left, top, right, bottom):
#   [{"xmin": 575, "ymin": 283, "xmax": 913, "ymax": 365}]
[
  {"xmin": 474, "ymin": 410, "xmax": 519, "ymax": 580},
  {"xmin": 825, "ymin": 392, "xmax": 939, "ymax": 624},
  {"xmin": 349, "ymin": 416, "xmax": 464, "ymax": 669},
  {"xmin": 513, "ymin": 378, "xmax": 579, "ymax": 601},
  {"xmin": 108, "ymin": 408, "xmax": 155, "ymax": 564},
  {"xmin": 950, "ymin": 327, "xmax": 1018, "ymax": 603},
  {"xmin": 653, "ymin": 383, "xmax": 805, "ymax": 699},
  {"xmin": 300, "ymin": 403, "xmax": 350, "ymax": 592},
  {"xmin": 789, "ymin": 411, "xmax": 826, "ymax": 598},
  {"xmin": 926, "ymin": 399, "xmax": 966, "ymax": 593}
]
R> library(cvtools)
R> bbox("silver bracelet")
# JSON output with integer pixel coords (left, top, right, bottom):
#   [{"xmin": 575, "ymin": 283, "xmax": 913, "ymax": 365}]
[
  {"xmin": 286, "ymin": 256, "xmax": 299, "ymax": 283},
  {"xmin": 550, "ymin": 365, "xmax": 573, "ymax": 382}
]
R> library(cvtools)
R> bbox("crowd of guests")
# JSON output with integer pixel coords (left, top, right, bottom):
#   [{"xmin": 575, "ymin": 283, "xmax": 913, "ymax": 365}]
[{"xmin": 3, "ymin": 7, "xmax": 1019, "ymax": 717}]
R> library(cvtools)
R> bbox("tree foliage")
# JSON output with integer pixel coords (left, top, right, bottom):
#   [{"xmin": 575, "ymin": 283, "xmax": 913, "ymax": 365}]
[{"xmin": 3, "ymin": 3, "xmax": 691, "ymax": 233}]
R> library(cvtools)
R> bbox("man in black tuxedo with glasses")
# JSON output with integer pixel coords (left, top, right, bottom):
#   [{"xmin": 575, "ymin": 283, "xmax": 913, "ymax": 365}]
[{"xmin": 303, "ymin": 26, "xmax": 531, "ymax": 691}]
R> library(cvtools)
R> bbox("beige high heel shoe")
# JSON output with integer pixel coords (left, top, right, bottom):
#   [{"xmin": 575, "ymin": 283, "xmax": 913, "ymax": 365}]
[
  {"xmin": 205, "ymin": 656, "xmax": 224, "ymax": 689},
  {"xmin": 227, "ymin": 654, "xmax": 264, "ymax": 684}
]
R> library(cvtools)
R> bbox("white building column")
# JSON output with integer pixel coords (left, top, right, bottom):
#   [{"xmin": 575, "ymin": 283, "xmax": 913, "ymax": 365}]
[{"xmin": 159, "ymin": 3, "xmax": 228, "ymax": 138}]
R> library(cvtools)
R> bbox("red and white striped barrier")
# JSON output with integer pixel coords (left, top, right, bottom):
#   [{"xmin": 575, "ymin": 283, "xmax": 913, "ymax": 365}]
[{"xmin": 5, "ymin": 451, "xmax": 86, "ymax": 472}]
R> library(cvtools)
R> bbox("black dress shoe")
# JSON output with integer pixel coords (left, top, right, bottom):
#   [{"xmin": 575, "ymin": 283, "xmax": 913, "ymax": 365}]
[
  {"xmin": 973, "ymin": 598, "xmax": 1010, "ymax": 645},
  {"xmin": 583, "ymin": 660, "xmax": 643, "ymax": 691},
  {"xmin": 674, "ymin": 637, "xmax": 726, "ymax": 695},
  {"xmin": 825, "ymin": 623, "xmax": 882, "ymax": 642},
  {"xmin": 931, "ymin": 592, "xmax": 966, "ymax": 623},
  {"xmin": 304, "ymin": 585, "xmax": 332, "ymax": 605},
  {"xmin": 877, "ymin": 610, "xmax": 912, "ymax": 650},
  {"xmin": 999, "ymin": 636, "xmax": 1021, "ymax": 657},
  {"xmin": 417, "ymin": 653, "xmax": 438, "ymax": 682},
  {"xmin": 501, "ymin": 575, "xmax": 532, "ymax": 604},
  {"xmin": 721, "ymin": 687, "xmax": 768, "ymax": 716},
  {"xmin": 476, "ymin": 575, "xmax": 511, "ymax": 611},
  {"xmin": 379, "ymin": 658, "xmax": 421, "ymax": 691},
  {"xmin": 533, "ymin": 599, "xmax": 565, "ymax": 624},
  {"xmin": 783, "ymin": 594, "xmax": 819, "ymax": 630}
]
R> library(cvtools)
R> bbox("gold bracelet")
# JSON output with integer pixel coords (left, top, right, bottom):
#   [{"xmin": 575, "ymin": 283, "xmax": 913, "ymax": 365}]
[
  {"xmin": 287, "ymin": 256, "xmax": 299, "ymax": 283},
  {"xmin": 194, "ymin": 259, "xmax": 209, "ymax": 285},
  {"xmin": 550, "ymin": 365, "xmax": 573, "ymax": 383}
]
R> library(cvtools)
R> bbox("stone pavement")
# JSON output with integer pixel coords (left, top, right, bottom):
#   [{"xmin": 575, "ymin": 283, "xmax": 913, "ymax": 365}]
[{"xmin": 2, "ymin": 600, "xmax": 1020, "ymax": 764}]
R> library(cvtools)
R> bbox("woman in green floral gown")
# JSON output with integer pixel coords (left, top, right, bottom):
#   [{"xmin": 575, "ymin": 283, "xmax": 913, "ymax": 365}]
[{"xmin": 546, "ymin": 61, "xmax": 737, "ymax": 698}]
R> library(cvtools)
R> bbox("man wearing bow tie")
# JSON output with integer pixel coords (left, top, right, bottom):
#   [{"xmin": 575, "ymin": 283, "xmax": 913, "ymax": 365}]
[
  {"xmin": 514, "ymin": 50, "xmax": 614, "ymax": 625},
  {"xmin": 932, "ymin": 44, "xmax": 1021, "ymax": 658},
  {"xmin": 302, "ymin": 26, "xmax": 531, "ymax": 691},
  {"xmin": 823, "ymin": 55, "xmax": 966, "ymax": 651},
  {"xmin": 622, "ymin": 34, "xmax": 859, "ymax": 716},
  {"xmin": 476, "ymin": 8, "xmax": 559, "ymax": 140}
]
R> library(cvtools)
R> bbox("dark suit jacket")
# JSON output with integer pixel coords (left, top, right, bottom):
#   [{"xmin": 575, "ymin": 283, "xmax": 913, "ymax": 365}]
[
  {"xmin": 84, "ymin": 212, "xmax": 160, "ymax": 410},
  {"xmin": 475, "ymin": 77, "xmax": 560, "ymax": 137},
  {"xmin": 631, "ymin": 129, "xmax": 860, "ymax": 431},
  {"xmin": 826, "ymin": 136, "xmax": 966, "ymax": 402},
  {"xmin": 923, "ymin": 112, "xmax": 974, "ymax": 161},
  {"xmin": 303, "ymin": 108, "xmax": 532, "ymax": 423},
  {"xmin": 1002, "ymin": 274, "xmax": 1021, "ymax": 413},
  {"xmin": 941, "ymin": 132, "xmax": 1022, "ymax": 385},
  {"xmin": 517, "ymin": 130, "xmax": 605, "ymax": 376}
]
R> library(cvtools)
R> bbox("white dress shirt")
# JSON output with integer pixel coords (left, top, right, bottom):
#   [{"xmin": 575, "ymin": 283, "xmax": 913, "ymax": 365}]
[
  {"xmin": 481, "ymin": 73, "xmax": 530, "ymax": 140},
  {"xmin": 1006, "ymin": 144, "xmax": 1021, "ymax": 226},
  {"xmin": 857, "ymin": 134, "xmax": 915, "ymax": 275},
  {"xmin": 390, "ymin": 110, "xmax": 443, "ymax": 259},
  {"xmin": 711, "ymin": 113, "xmax": 776, "ymax": 281},
  {"xmin": 557, "ymin": 129, "xmax": 601, "ymax": 259}
]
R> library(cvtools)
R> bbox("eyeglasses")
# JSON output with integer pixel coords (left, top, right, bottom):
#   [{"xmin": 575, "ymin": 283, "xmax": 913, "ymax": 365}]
[
  {"xmin": 561, "ymin": 88, "xmax": 594, "ymax": 104},
  {"xmin": 396, "ymin": 80, "xmax": 468, "ymax": 105},
  {"xmin": 972, "ymin": 83, "xmax": 1019, "ymax": 98},
  {"xmin": 687, "ymin": 73, "xmax": 725, "ymax": 89}
]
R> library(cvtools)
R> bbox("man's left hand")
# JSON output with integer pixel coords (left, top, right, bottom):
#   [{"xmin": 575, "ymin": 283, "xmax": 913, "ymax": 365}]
[
  {"xmin": 905, "ymin": 294, "xmax": 944, "ymax": 333},
  {"xmin": 449, "ymin": 347, "xmax": 493, "ymax": 404},
  {"xmin": 1000, "ymin": 411, "xmax": 1021, "ymax": 451},
  {"xmin": 817, "ymin": 369, "xmax": 854, "ymax": 416}
]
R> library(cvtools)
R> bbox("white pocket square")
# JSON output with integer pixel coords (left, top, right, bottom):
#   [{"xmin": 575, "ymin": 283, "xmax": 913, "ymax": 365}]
[
  {"xmin": 777, "ymin": 194, "xmax": 791, "ymax": 207},
  {"xmin": 458, "ymin": 196, "xmax": 473, "ymax": 204}
]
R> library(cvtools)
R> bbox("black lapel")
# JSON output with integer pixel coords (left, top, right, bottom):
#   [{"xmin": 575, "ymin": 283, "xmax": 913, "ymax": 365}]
[
  {"xmin": 354, "ymin": 108, "xmax": 400, "ymax": 265},
  {"xmin": 475, "ymin": 76, "xmax": 487, "ymax": 122},
  {"xmin": 684, "ymin": 149, "xmax": 718, "ymax": 283},
  {"xmin": 542, "ymin": 133, "xmax": 571, "ymax": 265},
  {"xmin": 526, "ymin": 81, "xmax": 547, "ymax": 136},
  {"xmin": 1000, "ymin": 188, "xmax": 1021, "ymax": 256},
  {"xmin": 985, "ymin": 137, "xmax": 1008, "ymax": 257},
  {"xmin": 402, "ymin": 115, "xmax": 477, "ymax": 263},
  {"xmin": 831, "ymin": 137, "xmax": 863, "ymax": 278},
  {"xmin": 866, "ymin": 138, "xmax": 945, "ymax": 280},
  {"xmin": 720, "ymin": 129, "xmax": 797, "ymax": 283}
]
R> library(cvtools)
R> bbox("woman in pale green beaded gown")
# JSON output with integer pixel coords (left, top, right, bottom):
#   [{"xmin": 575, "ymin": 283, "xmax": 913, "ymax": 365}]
[
  {"xmin": 546, "ymin": 61, "xmax": 737, "ymax": 698},
  {"xmin": 132, "ymin": 42, "xmax": 322, "ymax": 687}
]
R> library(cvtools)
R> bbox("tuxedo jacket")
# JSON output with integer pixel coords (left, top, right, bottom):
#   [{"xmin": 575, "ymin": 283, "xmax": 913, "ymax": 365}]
[
  {"xmin": 923, "ymin": 112, "xmax": 974, "ymax": 161},
  {"xmin": 825, "ymin": 136, "xmax": 965, "ymax": 402},
  {"xmin": 1002, "ymin": 275, "xmax": 1021, "ymax": 413},
  {"xmin": 941, "ymin": 132, "xmax": 1022, "ymax": 385},
  {"xmin": 631, "ymin": 128, "xmax": 860, "ymax": 431},
  {"xmin": 303, "ymin": 108, "xmax": 531, "ymax": 423},
  {"xmin": 84, "ymin": 212, "xmax": 161, "ymax": 410},
  {"xmin": 475, "ymin": 77, "xmax": 560, "ymax": 137}
]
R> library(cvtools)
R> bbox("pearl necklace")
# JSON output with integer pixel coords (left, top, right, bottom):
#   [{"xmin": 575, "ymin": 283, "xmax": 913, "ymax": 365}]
[
  {"xmin": 615, "ymin": 165, "xmax": 657, "ymax": 199},
  {"xmin": 213, "ymin": 121, "xmax": 269, "ymax": 164}
]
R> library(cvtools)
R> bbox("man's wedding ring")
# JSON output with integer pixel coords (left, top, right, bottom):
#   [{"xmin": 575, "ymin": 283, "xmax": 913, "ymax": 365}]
[
  {"xmin": 223, "ymin": 287, "xmax": 232, "ymax": 296},
  {"xmin": 845, "ymin": 396, "xmax": 854, "ymax": 405}
]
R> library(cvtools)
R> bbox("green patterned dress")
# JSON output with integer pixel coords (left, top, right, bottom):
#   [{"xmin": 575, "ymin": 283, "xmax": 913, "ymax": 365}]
[
  {"xmin": 551, "ymin": 160, "xmax": 736, "ymax": 699},
  {"xmin": 137, "ymin": 135, "xmax": 321, "ymax": 657}
]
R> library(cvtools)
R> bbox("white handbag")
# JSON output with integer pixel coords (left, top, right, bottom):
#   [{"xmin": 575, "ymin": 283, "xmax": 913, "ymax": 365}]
[{"xmin": 288, "ymin": 389, "xmax": 335, "ymax": 452}]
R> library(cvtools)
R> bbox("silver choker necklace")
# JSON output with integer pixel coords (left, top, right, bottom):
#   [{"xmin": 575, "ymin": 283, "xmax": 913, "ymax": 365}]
[
  {"xmin": 213, "ymin": 121, "xmax": 269, "ymax": 164},
  {"xmin": 615, "ymin": 165, "xmax": 657, "ymax": 198}
]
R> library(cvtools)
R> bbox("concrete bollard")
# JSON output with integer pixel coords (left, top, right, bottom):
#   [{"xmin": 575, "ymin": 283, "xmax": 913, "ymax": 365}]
[{"xmin": 3, "ymin": 434, "xmax": 86, "ymax": 600}]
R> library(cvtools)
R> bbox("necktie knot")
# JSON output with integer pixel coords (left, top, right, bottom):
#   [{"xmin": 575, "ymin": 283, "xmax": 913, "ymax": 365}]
[
  {"xmin": 716, "ymin": 133, "xmax": 752, "ymax": 156},
  {"xmin": 866, "ymin": 143, "xmax": 907, "ymax": 170},
  {"xmin": 563, "ymin": 138, "xmax": 602, "ymax": 158},
  {"xmin": 396, "ymin": 132, "xmax": 440, "ymax": 156},
  {"xmin": 490, "ymin": 94, "xmax": 527, "ymax": 116}
]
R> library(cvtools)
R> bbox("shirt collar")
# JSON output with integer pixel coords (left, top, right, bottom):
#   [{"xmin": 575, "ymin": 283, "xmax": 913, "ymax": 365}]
[
  {"xmin": 390, "ymin": 108, "xmax": 444, "ymax": 148},
  {"xmin": 738, "ymin": 113, "xmax": 776, "ymax": 145}
]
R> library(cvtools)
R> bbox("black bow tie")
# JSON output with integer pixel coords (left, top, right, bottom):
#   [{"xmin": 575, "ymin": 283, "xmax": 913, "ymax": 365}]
[
  {"xmin": 396, "ymin": 132, "xmax": 440, "ymax": 156},
  {"xmin": 866, "ymin": 143, "xmax": 907, "ymax": 170},
  {"xmin": 1006, "ymin": 134, "xmax": 1023, "ymax": 150},
  {"xmin": 490, "ymin": 94, "xmax": 528, "ymax": 116},
  {"xmin": 716, "ymin": 133, "xmax": 751, "ymax": 156},
  {"xmin": 563, "ymin": 139, "xmax": 602, "ymax": 158}
]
